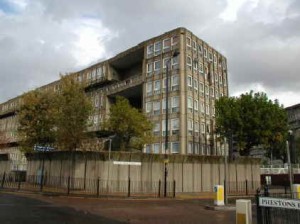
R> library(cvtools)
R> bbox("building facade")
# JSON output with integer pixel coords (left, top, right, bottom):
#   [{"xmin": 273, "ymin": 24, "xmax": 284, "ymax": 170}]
[{"xmin": 0, "ymin": 27, "xmax": 228, "ymax": 171}]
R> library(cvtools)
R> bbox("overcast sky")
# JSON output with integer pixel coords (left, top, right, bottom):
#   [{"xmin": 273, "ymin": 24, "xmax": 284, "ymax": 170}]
[{"xmin": 0, "ymin": 0, "xmax": 299, "ymax": 107}]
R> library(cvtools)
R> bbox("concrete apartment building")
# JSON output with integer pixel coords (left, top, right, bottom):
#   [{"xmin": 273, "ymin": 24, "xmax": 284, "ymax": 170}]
[{"xmin": 0, "ymin": 27, "xmax": 228, "ymax": 172}]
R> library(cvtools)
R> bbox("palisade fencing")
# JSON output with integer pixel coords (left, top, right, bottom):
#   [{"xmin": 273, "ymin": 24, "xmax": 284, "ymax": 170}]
[
  {"xmin": 227, "ymin": 180, "xmax": 261, "ymax": 196},
  {"xmin": 0, "ymin": 172, "xmax": 175, "ymax": 198}
]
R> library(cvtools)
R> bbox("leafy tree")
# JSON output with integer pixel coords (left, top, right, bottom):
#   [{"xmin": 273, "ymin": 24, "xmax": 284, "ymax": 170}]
[
  {"xmin": 55, "ymin": 75, "xmax": 93, "ymax": 151},
  {"xmin": 18, "ymin": 75, "xmax": 93, "ymax": 152},
  {"xmin": 18, "ymin": 90, "xmax": 57, "ymax": 152},
  {"xmin": 216, "ymin": 91, "xmax": 288, "ymax": 157},
  {"xmin": 104, "ymin": 96, "xmax": 153, "ymax": 151}
]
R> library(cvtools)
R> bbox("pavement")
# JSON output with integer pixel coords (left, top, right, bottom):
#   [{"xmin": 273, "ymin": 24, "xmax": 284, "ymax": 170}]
[{"xmin": 0, "ymin": 191, "xmax": 239, "ymax": 224}]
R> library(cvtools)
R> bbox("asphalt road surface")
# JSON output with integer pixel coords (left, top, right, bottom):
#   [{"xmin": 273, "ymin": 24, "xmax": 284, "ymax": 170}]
[
  {"xmin": 0, "ymin": 192, "xmax": 237, "ymax": 224},
  {"xmin": 0, "ymin": 192, "xmax": 123, "ymax": 224}
]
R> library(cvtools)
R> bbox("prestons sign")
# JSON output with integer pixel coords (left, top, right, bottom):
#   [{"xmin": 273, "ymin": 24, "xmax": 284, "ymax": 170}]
[{"xmin": 259, "ymin": 197, "xmax": 300, "ymax": 210}]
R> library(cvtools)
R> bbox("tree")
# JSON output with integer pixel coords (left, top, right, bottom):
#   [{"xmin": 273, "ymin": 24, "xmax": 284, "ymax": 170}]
[
  {"xmin": 55, "ymin": 75, "xmax": 93, "ymax": 151},
  {"xmin": 104, "ymin": 96, "xmax": 153, "ymax": 151},
  {"xmin": 18, "ymin": 75, "xmax": 93, "ymax": 152},
  {"xmin": 216, "ymin": 91, "xmax": 288, "ymax": 157},
  {"xmin": 18, "ymin": 90, "xmax": 57, "ymax": 152}
]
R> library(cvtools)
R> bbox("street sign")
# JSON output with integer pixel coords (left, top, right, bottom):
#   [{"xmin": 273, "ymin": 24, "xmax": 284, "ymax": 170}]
[
  {"xmin": 259, "ymin": 197, "xmax": 300, "ymax": 210},
  {"xmin": 113, "ymin": 161, "xmax": 141, "ymax": 166},
  {"xmin": 33, "ymin": 145, "xmax": 55, "ymax": 152}
]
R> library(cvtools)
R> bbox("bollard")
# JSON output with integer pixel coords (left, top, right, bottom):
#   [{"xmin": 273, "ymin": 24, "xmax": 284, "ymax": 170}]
[
  {"xmin": 173, "ymin": 180, "xmax": 176, "ymax": 198},
  {"xmin": 236, "ymin": 199, "xmax": 252, "ymax": 224},
  {"xmin": 214, "ymin": 185, "xmax": 224, "ymax": 206},
  {"xmin": 292, "ymin": 184, "xmax": 300, "ymax": 199},
  {"xmin": 158, "ymin": 179, "xmax": 161, "ymax": 198},
  {"xmin": 67, "ymin": 176, "xmax": 70, "ymax": 195},
  {"xmin": 245, "ymin": 180, "xmax": 248, "ymax": 196},
  {"xmin": 96, "ymin": 178, "xmax": 100, "ymax": 198},
  {"xmin": 127, "ymin": 178, "xmax": 131, "ymax": 197},
  {"xmin": 1, "ymin": 172, "xmax": 6, "ymax": 188}
]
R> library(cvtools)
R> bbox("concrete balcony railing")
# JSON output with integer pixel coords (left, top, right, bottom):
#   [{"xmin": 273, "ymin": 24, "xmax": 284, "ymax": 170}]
[{"xmin": 104, "ymin": 74, "xmax": 144, "ymax": 95}]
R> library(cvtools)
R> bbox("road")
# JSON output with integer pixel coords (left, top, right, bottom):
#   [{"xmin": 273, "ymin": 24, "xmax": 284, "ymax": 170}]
[
  {"xmin": 0, "ymin": 192, "xmax": 237, "ymax": 224},
  {"xmin": 0, "ymin": 192, "xmax": 123, "ymax": 224}
]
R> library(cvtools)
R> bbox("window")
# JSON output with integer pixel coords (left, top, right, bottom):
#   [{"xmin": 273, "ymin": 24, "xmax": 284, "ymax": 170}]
[
  {"xmin": 147, "ymin": 62, "xmax": 153, "ymax": 74},
  {"xmin": 172, "ymin": 142, "xmax": 180, "ymax": 154},
  {"xmin": 223, "ymin": 74, "xmax": 227, "ymax": 86},
  {"xmin": 194, "ymin": 79, "xmax": 198, "ymax": 90},
  {"xmin": 214, "ymin": 54, "xmax": 217, "ymax": 64},
  {"xmin": 147, "ymin": 44, "xmax": 154, "ymax": 56},
  {"xmin": 187, "ymin": 55, "xmax": 192, "ymax": 67},
  {"xmin": 193, "ymin": 40, "xmax": 197, "ymax": 50},
  {"xmin": 199, "ymin": 82, "xmax": 204, "ymax": 93},
  {"xmin": 199, "ymin": 63, "xmax": 204, "ymax": 73},
  {"xmin": 162, "ymin": 98, "xmax": 171, "ymax": 113},
  {"xmin": 153, "ymin": 101, "xmax": 160, "ymax": 115},
  {"xmin": 153, "ymin": 122, "xmax": 160, "ymax": 136},
  {"xmin": 194, "ymin": 99, "xmax": 198, "ymax": 111},
  {"xmin": 146, "ymin": 102, "xmax": 152, "ymax": 113},
  {"xmin": 162, "ymin": 142, "xmax": 171, "ymax": 154},
  {"xmin": 219, "ymin": 74, "xmax": 223, "ymax": 84},
  {"xmin": 186, "ymin": 37, "xmax": 191, "ymax": 46},
  {"xmin": 163, "ymin": 38, "xmax": 171, "ymax": 50},
  {"xmin": 154, "ymin": 60, "xmax": 161, "ymax": 71},
  {"xmin": 172, "ymin": 75, "xmax": 179, "ymax": 91},
  {"xmin": 215, "ymin": 90, "xmax": 219, "ymax": 99},
  {"xmin": 171, "ymin": 118, "xmax": 179, "ymax": 135},
  {"xmin": 188, "ymin": 142, "xmax": 193, "ymax": 154},
  {"xmin": 188, "ymin": 119, "xmax": 193, "ymax": 135},
  {"xmin": 201, "ymin": 123, "xmax": 205, "ymax": 133},
  {"xmin": 210, "ymin": 87, "xmax": 214, "ymax": 97},
  {"xmin": 146, "ymin": 82, "xmax": 152, "ymax": 96},
  {"xmin": 153, "ymin": 143, "xmax": 160, "ymax": 154},
  {"xmin": 208, "ymin": 52, "xmax": 213, "ymax": 61},
  {"xmin": 161, "ymin": 120, "xmax": 170, "ymax": 136},
  {"xmin": 200, "ymin": 102, "xmax": 205, "ymax": 113},
  {"xmin": 204, "ymin": 48, "xmax": 207, "ymax": 58},
  {"xmin": 154, "ymin": 80, "xmax": 161, "ymax": 94},
  {"xmin": 194, "ymin": 143, "xmax": 199, "ymax": 154},
  {"xmin": 172, "ymin": 55, "xmax": 179, "ymax": 66},
  {"xmin": 206, "ymin": 104, "xmax": 210, "ymax": 115},
  {"xmin": 193, "ymin": 61, "xmax": 198, "ymax": 70},
  {"xmin": 163, "ymin": 57, "xmax": 170, "ymax": 69},
  {"xmin": 187, "ymin": 76, "xmax": 192, "ymax": 88},
  {"xmin": 195, "ymin": 122, "xmax": 199, "ymax": 133},
  {"xmin": 198, "ymin": 45, "xmax": 203, "ymax": 54},
  {"xmin": 206, "ymin": 123, "xmax": 211, "ymax": 133},
  {"xmin": 171, "ymin": 35, "xmax": 178, "ymax": 45},
  {"xmin": 205, "ymin": 85, "xmax": 209, "ymax": 95},
  {"xmin": 97, "ymin": 67, "xmax": 103, "ymax": 78},
  {"xmin": 145, "ymin": 144, "xmax": 151, "ymax": 153},
  {"xmin": 215, "ymin": 72, "xmax": 218, "ymax": 82},
  {"xmin": 154, "ymin": 41, "xmax": 162, "ymax": 55},
  {"xmin": 172, "ymin": 96, "xmax": 179, "ymax": 112},
  {"xmin": 187, "ymin": 97, "xmax": 193, "ymax": 113}
]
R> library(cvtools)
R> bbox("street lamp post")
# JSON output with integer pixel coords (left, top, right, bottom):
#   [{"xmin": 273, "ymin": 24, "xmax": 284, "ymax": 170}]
[
  {"xmin": 164, "ymin": 50, "xmax": 180, "ymax": 197},
  {"xmin": 287, "ymin": 130, "xmax": 294, "ymax": 198}
]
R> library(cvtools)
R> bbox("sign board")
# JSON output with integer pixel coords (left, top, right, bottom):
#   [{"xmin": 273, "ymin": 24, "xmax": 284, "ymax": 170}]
[
  {"xmin": 259, "ymin": 197, "xmax": 300, "ymax": 210},
  {"xmin": 33, "ymin": 145, "xmax": 55, "ymax": 152},
  {"xmin": 113, "ymin": 161, "xmax": 141, "ymax": 166}
]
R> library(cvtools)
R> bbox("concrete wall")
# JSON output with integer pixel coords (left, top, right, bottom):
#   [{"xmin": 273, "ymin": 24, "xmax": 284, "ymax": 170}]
[
  {"xmin": 25, "ymin": 151, "xmax": 261, "ymax": 193},
  {"xmin": 0, "ymin": 154, "xmax": 10, "ymax": 174}
]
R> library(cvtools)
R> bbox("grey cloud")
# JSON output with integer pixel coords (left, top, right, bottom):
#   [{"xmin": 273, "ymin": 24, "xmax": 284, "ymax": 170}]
[{"xmin": 1, "ymin": 0, "xmax": 300, "ymax": 107}]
